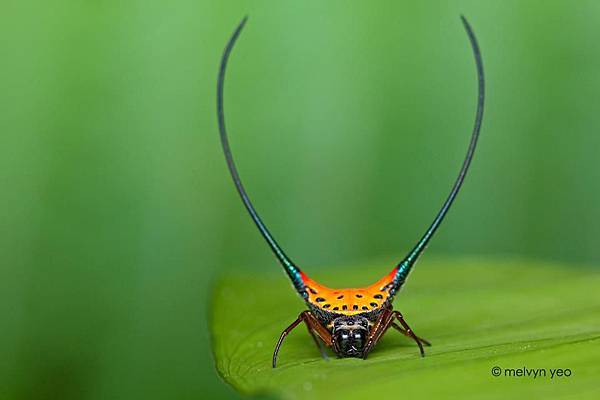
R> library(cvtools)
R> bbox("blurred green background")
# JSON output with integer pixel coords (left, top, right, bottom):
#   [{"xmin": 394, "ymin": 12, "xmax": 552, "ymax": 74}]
[{"xmin": 2, "ymin": 0, "xmax": 600, "ymax": 399}]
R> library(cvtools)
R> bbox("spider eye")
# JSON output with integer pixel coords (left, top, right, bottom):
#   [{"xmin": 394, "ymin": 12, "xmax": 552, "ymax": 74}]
[{"xmin": 336, "ymin": 329, "xmax": 349, "ymax": 340}]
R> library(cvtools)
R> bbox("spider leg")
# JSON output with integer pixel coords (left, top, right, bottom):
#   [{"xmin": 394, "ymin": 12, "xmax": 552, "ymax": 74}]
[
  {"xmin": 272, "ymin": 311, "xmax": 332, "ymax": 368},
  {"xmin": 302, "ymin": 311, "xmax": 334, "ymax": 347},
  {"xmin": 362, "ymin": 308, "xmax": 395, "ymax": 359},
  {"xmin": 393, "ymin": 311, "xmax": 425, "ymax": 357},
  {"xmin": 273, "ymin": 314, "xmax": 303, "ymax": 368},
  {"xmin": 390, "ymin": 322, "xmax": 431, "ymax": 346},
  {"xmin": 302, "ymin": 313, "xmax": 331, "ymax": 362}
]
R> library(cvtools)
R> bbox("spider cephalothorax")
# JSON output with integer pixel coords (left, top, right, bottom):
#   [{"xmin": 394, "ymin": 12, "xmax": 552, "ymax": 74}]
[
  {"xmin": 331, "ymin": 316, "xmax": 370, "ymax": 357},
  {"xmin": 216, "ymin": 15, "xmax": 485, "ymax": 368}
]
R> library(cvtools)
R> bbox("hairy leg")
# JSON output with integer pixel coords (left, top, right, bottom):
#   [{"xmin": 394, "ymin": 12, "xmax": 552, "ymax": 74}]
[
  {"xmin": 390, "ymin": 322, "xmax": 431, "ymax": 346},
  {"xmin": 273, "ymin": 311, "xmax": 332, "ymax": 368},
  {"xmin": 361, "ymin": 308, "xmax": 429, "ymax": 359},
  {"xmin": 305, "ymin": 322, "xmax": 329, "ymax": 361},
  {"xmin": 303, "ymin": 312, "xmax": 331, "ymax": 362},
  {"xmin": 393, "ymin": 311, "xmax": 425, "ymax": 357},
  {"xmin": 362, "ymin": 308, "xmax": 395, "ymax": 359}
]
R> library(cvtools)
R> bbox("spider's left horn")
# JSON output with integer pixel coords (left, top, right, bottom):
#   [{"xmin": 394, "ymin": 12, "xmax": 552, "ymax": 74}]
[{"xmin": 217, "ymin": 17, "xmax": 306, "ymax": 296}]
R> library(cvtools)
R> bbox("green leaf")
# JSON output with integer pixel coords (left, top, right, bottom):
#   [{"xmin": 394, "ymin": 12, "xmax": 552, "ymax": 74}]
[{"xmin": 210, "ymin": 258, "xmax": 600, "ymax": 399}]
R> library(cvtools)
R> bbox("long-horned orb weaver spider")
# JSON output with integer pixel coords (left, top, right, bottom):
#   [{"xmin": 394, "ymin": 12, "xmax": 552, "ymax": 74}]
[{"xmin": 217, "ymin": 15, "xmax": 484, "ymax": 367}]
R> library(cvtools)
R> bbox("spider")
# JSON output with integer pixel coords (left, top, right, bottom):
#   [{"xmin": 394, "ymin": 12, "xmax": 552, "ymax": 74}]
[{"xmin": 216, "ymin": 15, "xmax": 484, "ymax": 367}]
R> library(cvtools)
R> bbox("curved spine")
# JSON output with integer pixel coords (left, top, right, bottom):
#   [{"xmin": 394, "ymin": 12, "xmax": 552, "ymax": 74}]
[
  {"xmin": 391, "ymin": 15, "xmax": 485, "ymax": 293},
  {"xmin": 217, "ymin": 17, "xmax": 305, "ymax": 295}
]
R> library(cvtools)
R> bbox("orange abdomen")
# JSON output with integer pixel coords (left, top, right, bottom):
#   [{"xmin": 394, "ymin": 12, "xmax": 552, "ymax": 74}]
[{"xmin": 301, "ymin": 268, "xmax": 398, "ymax": 315}]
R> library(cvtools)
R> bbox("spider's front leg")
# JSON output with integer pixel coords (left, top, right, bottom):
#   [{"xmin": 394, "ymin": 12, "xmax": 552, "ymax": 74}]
[
  {"xmin": 362, "ymin": 307, "xmax": 395, "ymax": 359},
  {"xmin": 392, "ymin": 310, "xmax": 427, "ymax": 357},
  {"xmin": 390, "ymin": 322, "xmax": 432, "ymax": 347},
  {"xmin": 272, "ymin": 310, "xmax": 332, "ymax": 368},
  {"xmin": 362, "ymin": 308, "xmax": 430, "ymax": 359}
]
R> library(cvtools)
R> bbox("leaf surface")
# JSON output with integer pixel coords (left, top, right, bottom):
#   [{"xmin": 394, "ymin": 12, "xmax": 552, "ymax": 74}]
[{"xmin": 211, "ymin": 258, "xmax": 600, "ymax": 399}]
